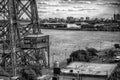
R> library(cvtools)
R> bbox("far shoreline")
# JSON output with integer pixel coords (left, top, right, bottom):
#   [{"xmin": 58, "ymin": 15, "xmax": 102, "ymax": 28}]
[{"xmin": 41, "ymin": 28, "xmax": 120, "ymax": 32}]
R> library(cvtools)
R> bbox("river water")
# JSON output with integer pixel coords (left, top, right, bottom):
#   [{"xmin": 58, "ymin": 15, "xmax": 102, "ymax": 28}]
[{"xmin": 41, "ymin": 29, "xmax": 120, "ymax": 64}]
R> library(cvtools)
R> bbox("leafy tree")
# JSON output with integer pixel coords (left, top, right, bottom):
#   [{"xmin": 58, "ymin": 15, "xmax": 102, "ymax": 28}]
[
  {"xmin": 70, "ymin": 49, "xmax": 89, "ymax": 62},
  {"xmin": 85, "ymin": 47, "xmax": 98, "ymax": 56}
]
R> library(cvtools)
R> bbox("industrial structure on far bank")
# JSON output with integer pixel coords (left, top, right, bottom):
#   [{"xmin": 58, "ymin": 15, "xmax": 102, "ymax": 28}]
[{"xmin": 0, "ymin": 0, "xmax": 120, "ymax": 80}]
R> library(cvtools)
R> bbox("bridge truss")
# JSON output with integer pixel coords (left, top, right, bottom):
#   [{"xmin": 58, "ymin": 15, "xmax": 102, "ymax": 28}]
[{"xmin": 0, "ymin": 0, "xmax": 49, "ymax": 76}]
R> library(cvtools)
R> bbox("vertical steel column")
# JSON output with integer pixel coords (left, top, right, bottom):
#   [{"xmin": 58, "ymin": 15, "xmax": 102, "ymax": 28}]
[
  {"xmin": 8, "ymin": 0, "xmax": 18, "ymax": 76},
  {"xmin": 48, "ymin": 37, "xmax": 50, "ymax": 67},
  {"xmin": 30, "ymin": 0, "xmax": 41, "ymax": 34}
]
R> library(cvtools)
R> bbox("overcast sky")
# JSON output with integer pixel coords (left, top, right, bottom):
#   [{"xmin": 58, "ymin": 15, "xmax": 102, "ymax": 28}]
[{"xmin": 37, "ymin": 0, "xmax": 119, "ymax": 19}]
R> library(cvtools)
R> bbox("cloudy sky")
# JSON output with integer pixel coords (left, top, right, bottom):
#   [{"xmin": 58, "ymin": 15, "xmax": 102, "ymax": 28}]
[{"xmin": 37, "ymin": 0, "xmax": 120, "ymax": 19}]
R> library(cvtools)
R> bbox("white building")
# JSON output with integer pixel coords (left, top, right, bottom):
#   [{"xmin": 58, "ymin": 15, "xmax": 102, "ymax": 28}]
[{"xmin": 67, "ymin": 24, "xmax": 81, "ymax": 29}]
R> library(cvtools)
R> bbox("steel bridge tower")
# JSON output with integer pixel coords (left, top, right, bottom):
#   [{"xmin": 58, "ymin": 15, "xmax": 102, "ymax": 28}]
[{"xmin": 0, "ymin": 0, "xmax": 49, "ymax": 76}]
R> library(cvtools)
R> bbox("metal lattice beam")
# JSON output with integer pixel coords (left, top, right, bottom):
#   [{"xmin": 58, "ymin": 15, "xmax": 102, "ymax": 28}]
[{"xmin": 0, "ymin": 0, "xmax": 49, "ymax": 76}]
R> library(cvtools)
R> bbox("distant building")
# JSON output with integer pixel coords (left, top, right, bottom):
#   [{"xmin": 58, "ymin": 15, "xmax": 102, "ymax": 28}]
[
  {"xmin": 67, "ymin": 17, "xmax": 74, "ymax": 23},
  {"xmin": 86, "ymin": 17, "xmax": 90, "ymax": 21},
  {"xmin": 80, "ymin": 17, "xmax": 84, "ymax": 21},
  {"xmin": 114, "ymin": 14, "xmax": 120, "ymax": 21}
]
